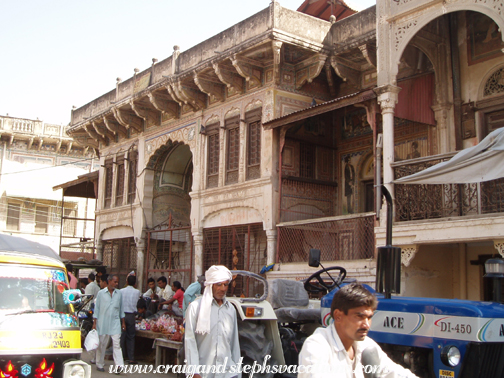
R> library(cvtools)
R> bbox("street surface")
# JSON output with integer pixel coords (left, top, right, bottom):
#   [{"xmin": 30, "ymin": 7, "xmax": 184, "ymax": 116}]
[{"xmin": 81, "ymin": 350, "xmax": 177, "ymax": 378}]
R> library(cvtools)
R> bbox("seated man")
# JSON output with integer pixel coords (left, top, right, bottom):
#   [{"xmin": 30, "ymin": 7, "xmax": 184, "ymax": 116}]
[
  {"xmin": 158, "ymin": 281, "xmax": 184, "ymax": 317},
  {"xmin": 143, "ymin": 277, "xmax": 162, "ymax": 313},
  {"xmin": 156, "ymin": 276, "xmax": 173, "ymax": 310},
  {"xmin": 298, "ymin": 283, "xmax": 418, "ymax": 378},
  {"xmin": 143, "ymin": 277, "xmax": 161, "ymax": 299}
]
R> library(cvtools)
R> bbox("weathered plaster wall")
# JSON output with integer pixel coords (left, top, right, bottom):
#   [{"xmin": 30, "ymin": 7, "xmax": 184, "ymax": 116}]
[{"xmin": 402, "ymin": 244, "xmax": 458, "ymax": 299}]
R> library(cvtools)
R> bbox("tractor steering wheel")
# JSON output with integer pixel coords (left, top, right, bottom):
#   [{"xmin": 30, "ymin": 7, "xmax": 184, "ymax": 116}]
[{"xmin": 303, "ymin": 266, "xmax": 347, "ymax": 294}]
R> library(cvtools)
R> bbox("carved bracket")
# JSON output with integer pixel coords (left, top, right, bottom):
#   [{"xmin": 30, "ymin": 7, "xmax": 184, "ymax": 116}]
[
  {"xmin": 91, "ymin": 120, "xmax": 113, "ymax": 141},
  {"xmin": 173, "ymin": 81, "xmax": 206, "ymax": 110},
  {"xmin": 73, "ymin": 135, "xmax": 98, "ymax": 150},
  {"xmin": 4, "ymin": 135, "xmax": 12, "ymax": 148},
  {"xmin": 103, "ymin": 116, "xmax": 127, "ymax": 138},
  {"xmin": 194, "ymin": 73, "xmax": 225, "ymax": 102},
  {"xmin": 84, "ymin": 123, "xmax": 105, "ymax": 144},
  {"xmin": 27, "ymin": 137, "xmax": 34, "ymax": 150},
  {"xmin": 113, "ymin": 107, "xmax": 143, "ymax": 133},
  {"xmin": 295, "ymin": 54, "xmax": 327, "ymax": 89},
  {"xmin": 272, "ymin": 41, "xmax": 282, "ymax": 86},
  {"xmin": 400, "ymin": 244, "xmax": 418, "ymax": 267},
  {"xmin": 330, "ymin": 56, "xmax": 360, "ymax": 87},
  {"xmin": 147, "ymin": 92, "xmax": 179, "ymax": 119},
  {"xmin": 213, "ymin": 62, "xmax": 243, "ymax": 93},
  {"xmin": 494, "ymin": 240, "xmax": 504, "ymax": 258},
  {"xmin": 359, "ymin": 44, "xmax": 377, "ymax": 68},
  {"xmin": 166, "ymin": 84, "xmax": 184, "ymax": 107},
  {"xmin": 231, "ymin": 54, "xmax": 261, "ymax": 88},
  {"xmin": 325, "ymin": 60, "xmax": 337, "ymax": 97},
  {"xmin": 130, "ymin": 100, "xmax": 159, "ymax": 125}
]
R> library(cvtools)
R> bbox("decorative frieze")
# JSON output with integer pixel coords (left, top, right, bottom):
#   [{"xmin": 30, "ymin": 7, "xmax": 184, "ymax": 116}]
[{"xmin": 145, "ymin": 125, "xmax": 196, "ymax": 163}]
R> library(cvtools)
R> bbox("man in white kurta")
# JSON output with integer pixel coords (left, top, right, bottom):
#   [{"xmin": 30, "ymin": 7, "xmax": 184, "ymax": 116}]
[
  {"xmin": 184, "ymin": 266, "xmax": 241, "ymax": 378},
  {"xmin": 298, "ymin": 283, "xmax": 417, "ymax": 378},
  {"xmin": 93, "ymin": 275, "xmax": 125, "ymax": 371}
]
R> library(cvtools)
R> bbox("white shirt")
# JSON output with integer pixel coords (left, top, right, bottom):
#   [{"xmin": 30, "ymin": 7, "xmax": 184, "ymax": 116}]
[
  {"xmin": 158, "ymin": 285, "xmax": 173, "ymax": 301},
  {"xmin": 298, "ymin": 325, "xmax": 418, "ymax": 378},
  {"xmin": 143, "ymin": 286, "xmax": 162, "ymax": 298},
  {"xmin": 120, "ymin": 285, "xmax": 141, "ymax": 313},
  {"xmin": 84, "ymin": 281, "xmax": 100, "ymax": 309},
  {"xmin": 185, "ymin": 297, "xmax": 241, "ymax": 378},
  {"xmin": 159, "ymin": 285, "xmax": 173, "ymax": 309}
]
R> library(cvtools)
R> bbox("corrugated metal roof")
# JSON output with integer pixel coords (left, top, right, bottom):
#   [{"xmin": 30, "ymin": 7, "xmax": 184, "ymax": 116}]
[{"xmin": 263, "ymin": 90, "xmax": 376, "ymax": 129}]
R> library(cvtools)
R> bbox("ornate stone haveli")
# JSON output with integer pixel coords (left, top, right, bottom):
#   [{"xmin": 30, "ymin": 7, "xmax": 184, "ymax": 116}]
[
  {"xmin": 196, "ymin": 177, "xmax": 272, "ymax": 229},
  {"xmin": 145, "ymin": 124, "xmax": 196, "ymax": 162},
  {"xmin": 378, "ymin": 0, "xmax": 504, "ymax": 87}
]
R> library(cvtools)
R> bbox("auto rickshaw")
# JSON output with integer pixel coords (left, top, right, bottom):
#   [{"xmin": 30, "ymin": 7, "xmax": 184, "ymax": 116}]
[{"xmin": 0, "ymin": 234, "xmax": 91, "ymax": 378}]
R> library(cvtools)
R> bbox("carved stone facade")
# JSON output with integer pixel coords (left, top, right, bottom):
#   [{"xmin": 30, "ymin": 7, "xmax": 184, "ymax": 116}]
[
  {"xmin": 68, "ymin": 1, "xmax": 504, "ymax": 299},
  {"xmin": 374, "ymin": 0, "xmax": 504, "ymax": 301}
]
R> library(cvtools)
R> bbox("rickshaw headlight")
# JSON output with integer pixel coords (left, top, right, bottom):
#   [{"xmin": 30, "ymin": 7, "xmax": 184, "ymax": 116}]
[{"xmin": 63, "ymin": 361, "xmax": 90, "ymax": 378}]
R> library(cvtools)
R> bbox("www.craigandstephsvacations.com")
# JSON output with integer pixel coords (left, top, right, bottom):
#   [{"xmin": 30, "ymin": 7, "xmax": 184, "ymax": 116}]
[{"xmin": 108, "ymin": 355, "xmax": 389, "ymax": 377}]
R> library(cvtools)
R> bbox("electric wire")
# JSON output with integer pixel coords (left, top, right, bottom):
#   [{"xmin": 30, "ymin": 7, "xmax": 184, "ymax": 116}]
[{"xmin": 0, "ymin": 156, "xmax": 98, "ymax": 176}]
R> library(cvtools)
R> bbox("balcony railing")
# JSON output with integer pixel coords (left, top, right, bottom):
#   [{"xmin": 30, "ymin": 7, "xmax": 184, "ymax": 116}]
[
  {"xmin": 277, "ymin": 213, "xmax": 375, "ymax": 263},
  {"xmin": 12, "ymin": 121, "xmax": 33, "ymax": 133},
  {"xmin": 393, "ymin": 153, "xmax": 504, "ymax": 221},
  {"xmin": 280, "ymin": 177, "xmax": 338, "ymax": 223}
]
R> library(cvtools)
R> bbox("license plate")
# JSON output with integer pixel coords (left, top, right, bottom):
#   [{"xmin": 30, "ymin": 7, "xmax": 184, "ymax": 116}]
[{"xmin": 439, "ymin": 370, "xmax": 455, "ymax": 378}]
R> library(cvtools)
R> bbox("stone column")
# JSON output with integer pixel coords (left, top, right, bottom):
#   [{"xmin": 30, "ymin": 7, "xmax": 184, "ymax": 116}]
[
  {"xmin": 375, "ymin": 85, "xmax": 401, "ymax": 195},
  {"xmin": 272, "ymin": 41, "xmax": 282, "ymax": 86},
  {"xmin": 193, "ymin": 231, "xmax": 204, "ymax": 277},
  {"xmin": 432, "ymin": 103, "xmax": 451, "ymax": 154},
  {"xmin": 266, "ymin": 229, "xmax": 277, "ymax": 265},
  {"xmin": 95, "ymin": 239, "xmax": 103, "ymax": 261},
  {"xmin": 136, "ymin": 238, "xmax": 145, "ymax": 292}
]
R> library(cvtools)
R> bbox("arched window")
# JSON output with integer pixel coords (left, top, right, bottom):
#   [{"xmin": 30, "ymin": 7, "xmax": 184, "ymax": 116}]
[{"xmin": 483, "ymin": 67, "xmax": 504, "ymax": 97}]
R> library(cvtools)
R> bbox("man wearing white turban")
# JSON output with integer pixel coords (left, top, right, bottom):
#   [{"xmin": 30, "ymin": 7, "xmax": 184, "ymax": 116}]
[{"xmin": 184, "ymin": 265, "xmax": 241, "ymax": 378}]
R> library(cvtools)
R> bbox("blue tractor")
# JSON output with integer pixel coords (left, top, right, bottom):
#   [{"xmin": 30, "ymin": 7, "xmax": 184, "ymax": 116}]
[{"xmin": 300, "ymin": 187, "xmax": 504, "ymax": 378}]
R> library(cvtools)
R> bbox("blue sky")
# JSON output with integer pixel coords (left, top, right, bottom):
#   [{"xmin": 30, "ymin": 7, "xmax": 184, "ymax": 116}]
[{"xmin": 0, "ymin": 0, "xmax": 375, "ymax": 125}]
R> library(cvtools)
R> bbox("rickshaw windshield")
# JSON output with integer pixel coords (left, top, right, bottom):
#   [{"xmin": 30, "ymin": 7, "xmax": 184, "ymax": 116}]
[{"xmin": 0, "ymin": 264, "xmax": 71, "ymax": 316}]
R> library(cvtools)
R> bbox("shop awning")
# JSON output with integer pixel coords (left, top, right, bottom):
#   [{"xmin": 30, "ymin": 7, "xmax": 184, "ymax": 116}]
[
  {"xmin": 395, "ymin": 127, "xmax": 504, "ymax": 184},
  {"xmin": 53, "ymin": 170, "xmax": 98, "ymax": 199},
  {"xmin": 263, "ymin": 90, "xmax": 376, "ymax": 130}
]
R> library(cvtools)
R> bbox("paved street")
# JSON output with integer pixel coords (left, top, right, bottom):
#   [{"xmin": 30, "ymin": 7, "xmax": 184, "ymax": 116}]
[{"xmin": 81, "ymin": 350, "xmax": 177, "ymax": 378}]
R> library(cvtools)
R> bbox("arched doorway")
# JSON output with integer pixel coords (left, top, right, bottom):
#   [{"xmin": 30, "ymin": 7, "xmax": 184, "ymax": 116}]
[{"xmin": 144, "ymin": 141, "xmax": 194, "ymax": 287}]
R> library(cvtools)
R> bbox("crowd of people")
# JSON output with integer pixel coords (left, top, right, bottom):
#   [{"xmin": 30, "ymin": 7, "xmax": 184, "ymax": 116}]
[
  {"xmin": 68, "ymin": 263, "xmax": 418, "ymax": 378},
  {"xmin": 67, "ymin": 263, "xmax": 206, "ymax": 369}
]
